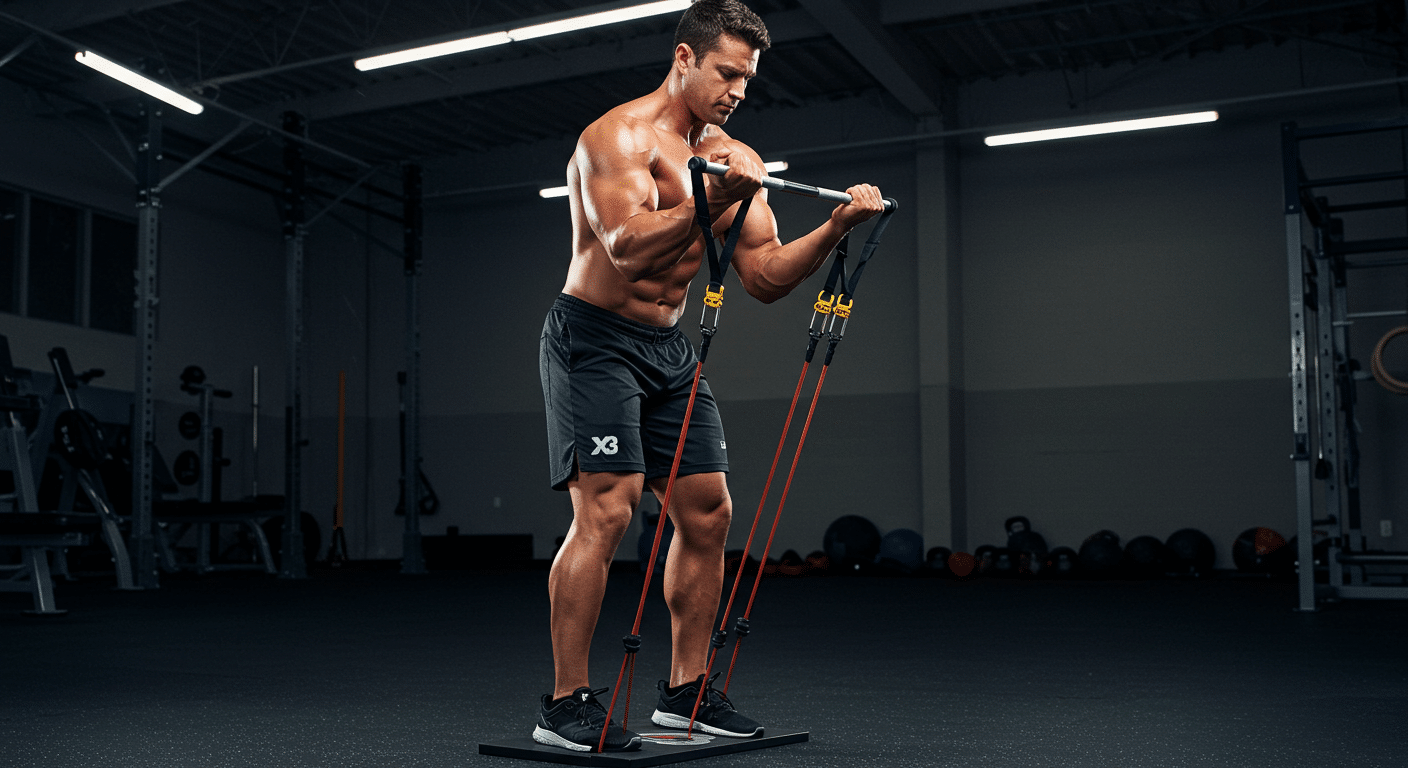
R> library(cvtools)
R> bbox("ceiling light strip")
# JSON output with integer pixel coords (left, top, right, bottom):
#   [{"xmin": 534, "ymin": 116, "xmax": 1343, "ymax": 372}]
[
  {"xmin": 984, "ymin": 110, "xmax": 1219, "ymax": 146},
  {"xmin": 355, "ymin": 0, "xmax": 691, "ymax": 71},
  {"xmin": 74, "ymin": 50, "xmax": 204, "ymax": 114}
]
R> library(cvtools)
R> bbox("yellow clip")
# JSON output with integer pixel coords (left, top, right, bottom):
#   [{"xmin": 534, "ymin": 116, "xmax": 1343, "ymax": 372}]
[
  {"xmin": 704, "ymin": 285, "xmax": 725, "ymax": 308},
  {"xmin": 833, "ymin": 297, "xmax": 853, "ymax": 319},
  {"xmin": 814, "ymin": 291, "xmax": 835, "ymax": 314}
]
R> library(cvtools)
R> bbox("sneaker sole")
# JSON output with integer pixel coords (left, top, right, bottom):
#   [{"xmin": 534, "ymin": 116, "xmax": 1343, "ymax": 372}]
[
  {"xmin": 650, "ymin": 710, "xmax": 763, "ymax": 738},
  {"xmin": 532, "ymin": 725, "xmax": 642, "ymax": 753}
]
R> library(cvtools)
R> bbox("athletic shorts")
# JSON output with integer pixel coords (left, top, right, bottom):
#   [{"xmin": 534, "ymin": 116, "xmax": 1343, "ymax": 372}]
[{"xmin": 539, "ymin": 293, "xmax": 728, "ymax": 491}]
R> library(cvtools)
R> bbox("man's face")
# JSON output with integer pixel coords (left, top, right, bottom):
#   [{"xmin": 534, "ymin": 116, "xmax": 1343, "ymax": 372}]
[{"xmin": 682, "ymin": 33, "xmax": 760, "ymax": 126}]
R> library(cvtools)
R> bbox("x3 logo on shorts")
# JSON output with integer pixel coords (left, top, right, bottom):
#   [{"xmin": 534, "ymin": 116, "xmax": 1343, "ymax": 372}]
[{"xmin": 590, "ymin": 435, "xmax": 619, "ymax": 455}]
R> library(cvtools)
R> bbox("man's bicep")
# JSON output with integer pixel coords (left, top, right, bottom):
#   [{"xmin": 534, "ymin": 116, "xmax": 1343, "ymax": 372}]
[{"xmin": 732, "ymin": 193, "xmax": 782, "ymax": 264}]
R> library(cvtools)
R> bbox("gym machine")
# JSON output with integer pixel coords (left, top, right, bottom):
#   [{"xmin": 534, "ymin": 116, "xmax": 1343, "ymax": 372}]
[
  {"xmin": 0, "ymin": 336, "xmax": 95, "ymax": 614},
  {"xmin": 1283, "ymin": 117, "xmax": 1408, "ymax": 610}
]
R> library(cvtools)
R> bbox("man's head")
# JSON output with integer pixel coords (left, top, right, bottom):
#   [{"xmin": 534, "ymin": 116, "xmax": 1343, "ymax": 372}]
[
  {"xmin": 672, "ymin": 0, "xmax": 770, "ymax": 126},
  {"xmin": 674, "ymin": 0, "xmax": 771, "ymax": 63}
]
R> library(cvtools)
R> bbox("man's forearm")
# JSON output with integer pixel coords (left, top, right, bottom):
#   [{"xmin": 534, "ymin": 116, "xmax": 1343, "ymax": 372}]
[
  {"xmin": 743, "ymin": 217, "xmax": 851, "ymax": 303},
  {"xmin": 604, "ymin": 201, "xmax": 700, "ymax": 282}
]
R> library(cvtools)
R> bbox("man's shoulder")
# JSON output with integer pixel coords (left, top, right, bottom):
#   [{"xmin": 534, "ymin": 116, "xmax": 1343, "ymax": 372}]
[{"xmin": 579, "ymin": 100, "xmax": 662, "ymax": 153}]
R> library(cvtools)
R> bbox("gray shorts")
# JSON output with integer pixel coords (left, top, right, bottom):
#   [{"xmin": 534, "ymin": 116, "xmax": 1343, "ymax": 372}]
[{"xmin": 539, "ymin": 294, "xmax": 729, "ymax": 491}]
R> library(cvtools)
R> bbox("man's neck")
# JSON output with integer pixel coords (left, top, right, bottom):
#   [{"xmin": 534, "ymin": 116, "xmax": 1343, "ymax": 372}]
[{"xmin": 655, "ymin": 77, "xmax": 708, "ymax": 147}]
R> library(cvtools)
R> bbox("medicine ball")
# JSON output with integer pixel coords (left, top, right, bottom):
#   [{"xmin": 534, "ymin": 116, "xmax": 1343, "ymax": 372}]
[
  {"xmin": 877, "ymin": 528, "xmax": 924, "ymax": 574},
  {"xmin": 823, "ymin": 515, "xmax": 881, "ymax": 567},
  {"xmin": 261, "ymin": 512, "xmax": 322, "ymax": 569},
  {"xmin": 777, "ymin": 549, "xmax": 807, "ymax": 577},
  {"xmin": 1079, "ymin": 530, "xmax": 1122, "ymax": 576},
  {"xmin": 947, "ymin": 550, "xmax": 975, "ymax": 579},
  {"xmin": 1045, "ymin": 546, "xmax": 1078, "ymax": 578},
  {"xmin": 1232, "ymin": 527, "xmax": 1288, "ymax": 573},
  {"xmin": 1122, "ymin": 535, "xmax": 1167, "ymax": 579},
  {"xmin": 1165, "ymin": 528, "xmax": 1216, "ymax": 576}
]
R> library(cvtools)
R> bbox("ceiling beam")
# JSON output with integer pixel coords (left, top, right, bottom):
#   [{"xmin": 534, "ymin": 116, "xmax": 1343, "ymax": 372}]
[
  {"xmin": 257, "ymin": 9, "xmax": 827, "ymax": 123},
  {"xmin": 0, "ymin": 0, "xmax": 192, "ymax": 32},
  {"xmin": 798, "ymin": 0, "xmax": 939, "ymax": 115}
]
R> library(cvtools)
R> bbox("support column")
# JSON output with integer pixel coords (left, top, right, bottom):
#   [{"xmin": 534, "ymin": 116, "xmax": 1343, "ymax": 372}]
[
  {"xmin": 915, "ymin": 119, "xmax": 967, "ymax": 554},
  {"xmin": 401, "ymin": 164, "xmax": 426, "ymax": 575},
  {"xmin": 280, "ymin": 111, "xmax": 308, "ymax": 579},
  {"xmin": 130, "ymin": 99, "xmax": 161, "ymax": 590}
]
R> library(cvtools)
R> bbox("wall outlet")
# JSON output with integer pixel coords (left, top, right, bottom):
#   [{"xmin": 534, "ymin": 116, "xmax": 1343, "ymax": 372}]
[{"xmin": 1381, "ymin": 520, "xmax": 1393, "ymax": 537}]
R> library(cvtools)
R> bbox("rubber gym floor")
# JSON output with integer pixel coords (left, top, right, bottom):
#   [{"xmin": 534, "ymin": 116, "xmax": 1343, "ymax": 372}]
[{"xmin": 2, "ymin": 565, "xmax": 1406, "ymax": 768}]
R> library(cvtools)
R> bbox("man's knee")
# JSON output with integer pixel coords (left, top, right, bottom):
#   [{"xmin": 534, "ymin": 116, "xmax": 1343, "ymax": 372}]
[
  {"xmin": 568, "ymin": 471, "xmax": 643, "ymax": 544},
  {"xmin": 656, "ymin": 474, "xmax": 731, "ymax": 546}
]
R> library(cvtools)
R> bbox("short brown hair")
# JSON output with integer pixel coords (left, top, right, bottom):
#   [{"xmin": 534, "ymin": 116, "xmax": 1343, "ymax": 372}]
[{"xmin": 674, "ymin": 0, "xmax": 771, "ymax": 62}]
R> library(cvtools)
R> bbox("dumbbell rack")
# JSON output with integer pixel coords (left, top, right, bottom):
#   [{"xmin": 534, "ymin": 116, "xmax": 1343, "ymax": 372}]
[{"xmin": 1283, "ymin": 118, "xmax": 1408, "ymax": 610}]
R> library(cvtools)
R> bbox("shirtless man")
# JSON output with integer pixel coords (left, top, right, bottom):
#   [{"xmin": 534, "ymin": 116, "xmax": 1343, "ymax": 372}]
[{"xmin": 535, "ymin": 0, "xmax": 884, "ymax": 752}]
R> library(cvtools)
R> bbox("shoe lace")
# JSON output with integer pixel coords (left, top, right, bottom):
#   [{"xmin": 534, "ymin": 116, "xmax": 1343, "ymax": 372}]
[
  {"xmin": 575, "ymin": 687, "xmax": 612, "ymax": 729},
  {"xmin": 701, "ymin": 672, "xmax": 735, "ymax": 713}
]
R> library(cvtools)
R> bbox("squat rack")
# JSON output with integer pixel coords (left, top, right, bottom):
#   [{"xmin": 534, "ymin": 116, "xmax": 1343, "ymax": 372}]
[{"xmin": 1283, "ymin": 117, "xmax": 1408, "ymax": 611}]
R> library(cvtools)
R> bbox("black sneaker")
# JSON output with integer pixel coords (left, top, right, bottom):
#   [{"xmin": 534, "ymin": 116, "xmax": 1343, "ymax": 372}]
[
  {"xmin": 650, "ymin": 673, "xmax": 763, "ymax": 738},
  {"xmin": 532, "ymin": 686, "xmax": 642, "ymax": 752}
]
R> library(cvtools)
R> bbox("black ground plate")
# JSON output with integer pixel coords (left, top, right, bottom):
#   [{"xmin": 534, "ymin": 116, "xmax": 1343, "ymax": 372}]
[{"xmin": 478, "ymin": 728, "xmax": 808, "ymax": 766}]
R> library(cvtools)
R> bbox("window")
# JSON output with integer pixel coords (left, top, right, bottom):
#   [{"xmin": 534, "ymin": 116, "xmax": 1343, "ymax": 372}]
[
  {"xmin": 0, "ymin": 184, "xmax": 134, "ymax": 335},
  {"xmin": 89, "ymin": 214, "xmax": 136, "ymax": 334},
  {"xmin": 27, "ymin": 196, "xmax": 81, "ymax": 324},
  {"xmin": 0, "ymin": 190, "xmax": 17, "ymax": 314}
]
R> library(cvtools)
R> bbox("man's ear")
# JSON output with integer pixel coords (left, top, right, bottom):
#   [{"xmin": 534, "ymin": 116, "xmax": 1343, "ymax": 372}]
[{"xmin": 673, "ymin": 43, "xmax": 694, "ymax": 74}]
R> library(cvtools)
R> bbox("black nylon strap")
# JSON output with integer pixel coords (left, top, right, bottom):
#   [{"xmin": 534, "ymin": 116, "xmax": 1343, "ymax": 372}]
[
  {"xmin": 838, "ymin": 205, "xmax": 896, "ymax": 301},
  {"xmin": 690, "ymin": 160, "xmax": 753, "ymax": 288}
]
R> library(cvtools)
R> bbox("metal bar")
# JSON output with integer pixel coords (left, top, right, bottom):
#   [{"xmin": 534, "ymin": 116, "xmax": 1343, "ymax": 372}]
[
  {"xmin": 280, "ymin": 111, "xmax": 308, "ymax": 580},
  {"xmin": 131, "ymin": 99, "xmax": 161, "ymax": 591},
  {"xmin": 306, "ymin": 165, "xmax": 384, "ymax": 228},
  {"xmin": 1331, "ymin": 237, "xmax": 1408, "ymax": 256},
  {"xmin": 1345, "ymin": 258, "xmax": 1408, "ymax": 269},
  {"xmin": 0, "ymin": 34, "xmax": 35, "ymax": 70},
  {"xmin": 1301, "ymin": 169, "xmax": 1408, "ymax": 190},
  {"xmin": 323, "ymin": 209, "xmax": 402, "ymax": 258},
  {"xmin": 1332, "ymin": 585, "xmax": 1408, "ymax": 599},
  {"xmin": 1346, "ymin": 310, "xmax": 1408, "ymax": 319},
  {"xmin": 401, "ymin": 163, "xmax": 426, "ymax": 576},
  {"xmin": 1291, "ymin": 113, "xmax": 1408, "ymax": 140},
  {"xmin": 690, "ymin": 159, "xmax": 898, "ymax": 211},
  {"xmin": 1336, "ymin": 553, "xmax": 1408, "ymax": 564},
  {"xmin": 1327, "ymin": 199, "xmax": 1408, "ymax": 213},
  {"xmin": 33, "ymin": 91, "xmax": 137, "ymax": 183},
  {"xmin": 155, "ymin": 119, "xmax": 252, "ymax": 193},
  {"xmin": 1285, "ymin": 117, "xmax": 1315, "ymax": 611}
]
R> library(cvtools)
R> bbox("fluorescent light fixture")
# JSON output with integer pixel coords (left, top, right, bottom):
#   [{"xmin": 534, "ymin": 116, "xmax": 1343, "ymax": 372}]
[
  {"xmin": 356, "ymin": 0, "xmax": 691, "ymax": 71},
  {"xmin": 74, "ymin": 51, "xmax": 204, "ymax": 115},
  {"xmin": 511, "ymin": 0, "xmax": 692, "ymax": 41},
  {"xmin": 984, "ymin": 110, "xmax": 1218, "ymax": 146},
  {"xmin": 763, "ymin": 160, "xmax": 788, "ymax": 173},
  {"xmin": 356, "ymin": 31, "xmax": 512, "ymax": 71}
]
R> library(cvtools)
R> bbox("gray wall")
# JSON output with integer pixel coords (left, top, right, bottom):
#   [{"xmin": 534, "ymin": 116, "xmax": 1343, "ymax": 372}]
[{"xmin": 5, "ymin": 35, "xmax": 1408, "ymax": 569}]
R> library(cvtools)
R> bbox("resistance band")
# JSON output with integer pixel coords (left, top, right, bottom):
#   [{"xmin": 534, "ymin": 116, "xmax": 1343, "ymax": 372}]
[
  {"xmin": 596, "ymin": 157, "xmax": 751, "ymax": 751},
  {"xmin": 681, "ymin": 178, "xmax": 899, "ymax": 733}
]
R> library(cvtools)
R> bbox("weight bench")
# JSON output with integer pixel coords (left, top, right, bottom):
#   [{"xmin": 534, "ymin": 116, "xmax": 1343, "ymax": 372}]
[
  {"xmin": 154, "ymin": 498, "xmax": 282, "ymax": 575},
  {"xmin": 0, "ymin": 513, "xmax": 98, "ymax": 615}
]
